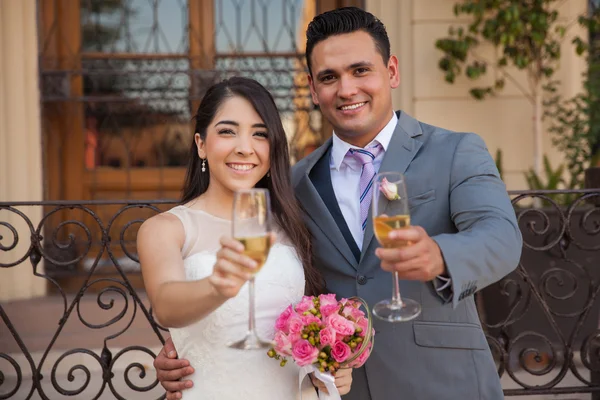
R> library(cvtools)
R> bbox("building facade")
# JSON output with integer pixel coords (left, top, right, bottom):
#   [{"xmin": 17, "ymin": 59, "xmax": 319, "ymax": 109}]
[{"xmin": 0, "ymin": 0, "xmax": 588, "ymax": 301}]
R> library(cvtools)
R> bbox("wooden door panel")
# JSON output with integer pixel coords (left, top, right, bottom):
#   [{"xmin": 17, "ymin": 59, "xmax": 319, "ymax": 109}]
[{"xmin": 38, "ymin": 0, "xmax": 358, "ymax": 289}]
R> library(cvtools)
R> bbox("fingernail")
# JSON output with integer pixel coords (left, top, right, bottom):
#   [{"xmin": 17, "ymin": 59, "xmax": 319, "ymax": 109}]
[
  {"xmin": 186, "ymin": 381, "xmax": 193, "ymax": 388},
  {"xmin": 168, "ymin": 351, "xmax": 175, "ymax": 358}
]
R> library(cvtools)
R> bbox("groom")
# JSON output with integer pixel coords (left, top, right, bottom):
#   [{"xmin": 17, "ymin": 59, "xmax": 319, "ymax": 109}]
[{"xmin": 154, "ymin": 7, "xmax": 522, "ymax": 400}]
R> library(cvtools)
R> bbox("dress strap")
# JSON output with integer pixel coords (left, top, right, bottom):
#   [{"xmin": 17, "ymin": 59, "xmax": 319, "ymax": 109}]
[{"xmin": 166, "ymin": 205, "xmax": 193, "ymax": 258}]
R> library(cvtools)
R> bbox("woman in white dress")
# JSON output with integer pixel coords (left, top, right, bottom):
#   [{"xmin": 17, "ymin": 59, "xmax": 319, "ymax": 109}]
[{"xmin": 137, "ymin": 77, "xmax": 352, "ymax": 399}]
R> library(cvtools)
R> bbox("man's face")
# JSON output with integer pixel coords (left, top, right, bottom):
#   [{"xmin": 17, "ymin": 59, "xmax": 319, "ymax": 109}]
[{"xmin": 308, "ymin": 30, "xmax": 400, "ymax": 147}]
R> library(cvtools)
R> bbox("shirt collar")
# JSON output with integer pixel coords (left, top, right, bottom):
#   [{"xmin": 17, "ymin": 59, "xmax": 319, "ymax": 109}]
[{"xmin": 330, "ymin": 112, "xmax": 398, "ymax": 171}]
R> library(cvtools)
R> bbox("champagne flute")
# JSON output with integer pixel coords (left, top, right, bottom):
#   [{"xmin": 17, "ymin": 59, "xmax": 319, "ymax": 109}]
[
  {"xmin": 372, "ymin": 172, "xmax": 422, "ymax": 322},
  {"xmin": 228, "ymin": 188, "xmax": 273, "ymax": 350}
]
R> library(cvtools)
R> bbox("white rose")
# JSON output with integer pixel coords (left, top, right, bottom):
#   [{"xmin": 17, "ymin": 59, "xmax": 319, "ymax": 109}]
[{"xmin": 380, "ymin": 177, "xmax": 400, "ymax": 200}]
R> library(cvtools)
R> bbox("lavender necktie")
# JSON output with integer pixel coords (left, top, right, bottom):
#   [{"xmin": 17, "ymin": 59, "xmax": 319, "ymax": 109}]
[{"xmin": 346, "ymin": 144, "xmax": 384, "ymax": 231}]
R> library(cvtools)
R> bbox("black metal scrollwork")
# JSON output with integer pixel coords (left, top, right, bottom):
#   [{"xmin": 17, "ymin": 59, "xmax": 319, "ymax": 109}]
[
  {"xmin": 0, "ymin": 200, "xmax": 172, "ymax": 399},
  {"xmin": 2, "ymin": 191, "xmax": 600, "ymax": 397}
]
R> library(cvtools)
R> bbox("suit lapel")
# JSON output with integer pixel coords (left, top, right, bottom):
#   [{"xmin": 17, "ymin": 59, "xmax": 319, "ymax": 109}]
[
  {"xmin": 296, "ymin": 140, "xmax": 360, "ymax": 269},
  {"xmin": 310, "ymin": 147, "xmax": 362, "ymax": 262},
  {"xmin": 360, "ymin": 111, "xmax": 424, "ymax": 261}
]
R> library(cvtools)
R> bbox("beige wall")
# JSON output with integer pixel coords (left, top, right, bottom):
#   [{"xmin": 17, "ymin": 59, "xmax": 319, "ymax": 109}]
[
  {"xmin": 0, "ymin": 0, "xmax": 46, "ymax": 301},
  {"xmin": 367, "ymin": 0, "xmax": 587, "ymax": 190}
]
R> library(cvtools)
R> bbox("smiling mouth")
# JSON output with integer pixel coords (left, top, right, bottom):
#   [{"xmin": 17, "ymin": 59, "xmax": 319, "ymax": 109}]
[
  {"xmin": 338, "ymin": 102, "xmax": 367, "ymax": 111},
  {"xmin": 226, "ymin": 163, "xmax": 256, "ymax": 171}
]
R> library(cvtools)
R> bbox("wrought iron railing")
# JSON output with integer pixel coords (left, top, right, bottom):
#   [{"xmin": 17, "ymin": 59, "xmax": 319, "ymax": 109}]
[{"xmin": 1, "ymin": 189, "xmax": 600, "ymax": 398}]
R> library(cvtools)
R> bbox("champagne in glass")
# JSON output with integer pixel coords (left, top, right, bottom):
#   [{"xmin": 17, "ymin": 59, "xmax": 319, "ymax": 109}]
[
  {"xmin": 373, "ymin": 215, "xmax": 411, "ymax": 248},
  {"xmin": 372, "ymin": 172, "xmax": 422, "ymax": 322},
  {"xmin": 237, "ymin": 235, "xmax": 271, "ymax": 275},
  {"xmin": 228, "ymin": 188, "xmax": 274, "ymax": 350}
]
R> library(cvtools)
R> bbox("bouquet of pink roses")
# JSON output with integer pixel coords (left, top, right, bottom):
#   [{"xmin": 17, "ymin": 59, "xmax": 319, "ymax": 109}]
[{"xmin": 267, "ymin": 294, "xmax": 374, "ymax": 399}]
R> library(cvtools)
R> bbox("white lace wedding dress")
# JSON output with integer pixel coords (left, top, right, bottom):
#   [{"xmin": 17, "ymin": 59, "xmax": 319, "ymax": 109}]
[{"xmin": 167, "ymin": 205, "xmax": 318, "ymax": 400}]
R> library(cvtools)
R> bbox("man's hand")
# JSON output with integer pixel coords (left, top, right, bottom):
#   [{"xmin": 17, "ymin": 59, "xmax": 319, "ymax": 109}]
[
  {"xmin": 310, "ymin": 368, "xmax": 353, "ymax": 395},
  {"xmin": 154, "ymin": 337, "xmax": 195, "ymax": 400},
  {"xmin": 375, "ymin": 226, "xmax": 445, "ymax": 281}
]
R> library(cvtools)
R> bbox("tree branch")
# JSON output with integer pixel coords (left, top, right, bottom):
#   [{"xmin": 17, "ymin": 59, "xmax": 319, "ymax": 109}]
[{"xmin": 470, "ymin": 49, "xmax": 535, "ymax": 103}]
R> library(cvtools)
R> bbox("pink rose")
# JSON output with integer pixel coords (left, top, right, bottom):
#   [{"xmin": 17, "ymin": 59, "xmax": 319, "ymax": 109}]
[
  {"xmin": 327, "ymin": 313, "xmax": 356, "ymax": 336},
  {"xmin": 319, "ymin": 327, "xmax": 336, "ymax": 347},
  {"xmin": 302, "ymin": 314, "xmax": 322, "ymax": 326},
  {"xmin": 273, "ymin": 331, "xmax": 293, "ymax": 356},
  {"xmin": 288, "ymin": 314, "xmax": 305, "ymax": 335},
  {"xmin": 319, "ymin": 293, "xmax": 337, "ymax": 308},
  {"xmin": 320, "ymin": 303, "xmax": 340, "ymax": 317},
  {"xmin": 288, "ymin": 331, "xmax": 303, "ymax": 344},
  {"xmin": 275, "ymin": 305, "xmax": 294, "ymax": 333},
  {"xmin": 348, "ymin": 342, "xmax": 372, "ymax": 368},
  {"xmin": 355, "ymin": 317, "xmax": 369, "ymax": 337},
  {"xmin": 295, "ymin": 296, "xmax": 316, "ymax": 313},
  {"xmin": 342, "ymin": 305, "xmax": 365, "ymax": 321},
  {"xmin": 331, "ymin": 340, "xmax": 351, "ymax": 363},
  {"xmin": 292, "ymin": 339, "xmax": 319, "ymax": 366},
  {"xmin": 319, "ymin": 294, "xmax": 339, "ymax": 317}
]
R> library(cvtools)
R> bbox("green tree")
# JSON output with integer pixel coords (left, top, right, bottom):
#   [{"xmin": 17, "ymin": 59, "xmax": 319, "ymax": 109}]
[
  {"xmin": 545, "ymin": 4, "xmax": 600, "ymax": 189},
  {"xmin": 435, "ymin": 0, "xmax": 569, "ymax": 179},
  {"xmin": 80, "ymin": 0, "xmax": 130, "ymax": 52}
]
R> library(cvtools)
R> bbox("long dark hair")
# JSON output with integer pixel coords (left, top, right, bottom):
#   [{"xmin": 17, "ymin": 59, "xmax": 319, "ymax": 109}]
[
  {"xmin": 305, "ymin": 7, "xmax": 390, "ymax": 75},
  {"xmin": 181, "ymin": 77, "xmax": 324, "ymax": 295}
]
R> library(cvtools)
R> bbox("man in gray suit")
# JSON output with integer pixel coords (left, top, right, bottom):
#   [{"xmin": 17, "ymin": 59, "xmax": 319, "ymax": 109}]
[{"xmin": 154, "ymin": 7, "xmax": 522, "ymax": 399}]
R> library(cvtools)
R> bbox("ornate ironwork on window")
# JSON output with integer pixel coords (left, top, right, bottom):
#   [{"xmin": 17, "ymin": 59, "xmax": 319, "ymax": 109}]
[
  {"xmin": 39, "ymin": 0, "xmax": 321, "ymax": 176},
  {"xmin": 1, "ymin": 189, "xmax": 600, "ymax": 398}
]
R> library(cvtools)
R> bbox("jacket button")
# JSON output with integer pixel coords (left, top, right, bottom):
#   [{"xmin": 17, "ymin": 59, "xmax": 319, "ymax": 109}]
[{"xmin": 357, "ymin": 275, "xmax": 368, "ymax": 285}]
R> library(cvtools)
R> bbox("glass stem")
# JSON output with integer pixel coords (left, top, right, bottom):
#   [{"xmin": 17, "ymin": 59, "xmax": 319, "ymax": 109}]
[
  {"xmin": 392, "ymin": 272, "xmax": 404, "ymax": 306},
  {"xmin": 248, "ymin": 277, "xmax": 257, "ymax": 334}
]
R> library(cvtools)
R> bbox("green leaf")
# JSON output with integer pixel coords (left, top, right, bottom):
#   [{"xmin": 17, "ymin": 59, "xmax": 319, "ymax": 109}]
[
  {"xmin": 466, "ymin": 63, "xmax": 486, "ymax": 79},
  {"xmin": 524, "ymin": 169, "xmax": 543, "ymax": 190},
  {"xmin": 438, "ymin": 57, "xmax": 451, "ymax": 71},
  {"xmin": 495, "ymin": 148, "xmax": 503, "ymax": 180},
  {"xmin": 469, "ymin": 87, "xmax": 492, "ymax": 100}
]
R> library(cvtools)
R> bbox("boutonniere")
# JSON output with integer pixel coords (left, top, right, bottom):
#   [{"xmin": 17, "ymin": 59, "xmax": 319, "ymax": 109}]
[{"xmin": 380, "ymin": 177, "xmax": 400, "ymax": 200}]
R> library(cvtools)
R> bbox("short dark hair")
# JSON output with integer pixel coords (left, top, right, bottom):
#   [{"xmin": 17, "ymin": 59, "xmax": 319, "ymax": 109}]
[{"xmin": 305, "ymin": 7, "xmax": 391, "ymax": 74}]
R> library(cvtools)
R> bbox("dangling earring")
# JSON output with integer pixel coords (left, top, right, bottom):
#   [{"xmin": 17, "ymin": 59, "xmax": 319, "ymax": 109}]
[
  {"xmin": 267, "ymin": 171, "xmax": 270, "ymax": 178},
  {"xmin": 201, "ymin": 159, "xmax": 206, "ymax": 172}
]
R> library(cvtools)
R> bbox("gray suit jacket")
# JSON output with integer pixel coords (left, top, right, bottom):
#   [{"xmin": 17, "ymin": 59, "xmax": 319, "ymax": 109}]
[{"xmin": 292, "ymin": 111, "xmax": 522, "ymax": 399}]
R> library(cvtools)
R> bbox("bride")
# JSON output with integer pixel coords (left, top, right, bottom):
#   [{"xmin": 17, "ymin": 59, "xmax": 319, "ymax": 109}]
[{"xmin": 138, "ymin": 77, "xmax": 352, "ymax": 399}]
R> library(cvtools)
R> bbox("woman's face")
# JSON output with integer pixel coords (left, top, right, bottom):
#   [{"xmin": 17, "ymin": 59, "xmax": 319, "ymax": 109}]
[{"xmin": 195, "ymin": 95, "xmax": 271, "ymax": 194}]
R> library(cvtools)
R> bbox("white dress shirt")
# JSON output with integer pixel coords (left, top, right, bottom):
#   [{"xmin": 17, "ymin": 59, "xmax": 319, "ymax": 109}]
[
  {"xmin": 328, "ymin": 113, "xmax": 452, "ymax": 291},
  {"xmin": 330, "ymin": 113, "xmax": 398, "ymax": 248}
]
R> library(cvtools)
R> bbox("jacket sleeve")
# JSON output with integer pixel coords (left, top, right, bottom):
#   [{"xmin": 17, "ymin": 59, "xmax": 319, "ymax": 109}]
[{"xmin": 431, "ymin": 133, "xmax": 522, "ymax": 308}]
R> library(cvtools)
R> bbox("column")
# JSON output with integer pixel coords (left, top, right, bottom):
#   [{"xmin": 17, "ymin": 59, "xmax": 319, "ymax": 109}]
[
  {"xmin": 0, "ymin": 0, "xmax": 46, "ymax": 301},
  {"xmin": 366, "ymin": 0, "xmax": 414, "ymax": 114}
]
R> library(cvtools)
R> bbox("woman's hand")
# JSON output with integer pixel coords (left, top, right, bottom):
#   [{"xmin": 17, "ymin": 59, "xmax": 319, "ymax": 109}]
[
  {"xmin": 310, "ymin": 367, "xmax": 353, "ymax": 395},
  {"xmin": 208, "ymin": 236, "xmax": 258, "ymax": 299}
]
